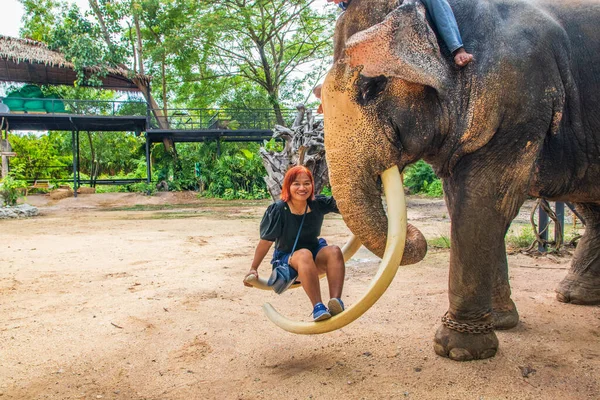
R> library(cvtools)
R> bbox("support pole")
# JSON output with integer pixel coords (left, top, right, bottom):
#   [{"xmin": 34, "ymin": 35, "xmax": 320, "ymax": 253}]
[
  {"xmin": 77, "ymin": 131, "xmax": 81, "ymax": 188},
  {"xmin": 555, "ymin": 202, "xmax": 565, "ymax": 244},
  {"xmin": 216, "ymin": 138, "xmax": 221, "ymax": 157},
  {"xmin": 538, "ymin": 202, "xmax": 548, "ymax": 252},
  {"xmin": 72, "ymin": 130, "xmax": 78, "ymax": 198},
  {"xmin": 145, "ymin": 133, "xmax": 151, "ymax": 185}
]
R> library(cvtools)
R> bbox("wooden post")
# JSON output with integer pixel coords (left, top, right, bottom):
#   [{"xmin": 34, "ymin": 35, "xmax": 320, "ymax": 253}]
[
  {"xmin": 1, "ymin": 153, "xmax": 9, "ymax": 178},
  {"xmin": 1, "ymin": 138, "xmax": 15, "ymax": 179}
]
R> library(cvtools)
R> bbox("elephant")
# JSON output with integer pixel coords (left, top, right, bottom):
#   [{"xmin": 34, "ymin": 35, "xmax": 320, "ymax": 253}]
[{"xmin": 317, "ymin": 0, "xmax": 600, "ymax": 361}]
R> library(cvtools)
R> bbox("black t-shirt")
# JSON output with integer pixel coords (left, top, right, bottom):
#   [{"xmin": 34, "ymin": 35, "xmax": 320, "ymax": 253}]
[{"xmin": 260, "ymin": 195, "xmax": 339, "ymax": 253}]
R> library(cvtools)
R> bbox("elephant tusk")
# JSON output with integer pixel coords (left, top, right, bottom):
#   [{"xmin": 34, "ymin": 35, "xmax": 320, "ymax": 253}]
[
  {"xmin": 263, "ymin": 165, "xmax": 407, "ymax": 334},
  {"xmin": 244, "ymin": 234, "xmax": 362, "ymax": 290},
  {"xmin": 341, "ymin": 234, "xmax": 362, "ymax": 262},
  {"xmin": 244, "ymin": 274, "xmax": 271, "ymax": 290}
]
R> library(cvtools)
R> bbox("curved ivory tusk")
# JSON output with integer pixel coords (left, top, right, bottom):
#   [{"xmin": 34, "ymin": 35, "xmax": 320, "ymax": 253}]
[
  {"xmin": 243, "ymin": 234, "xmax": 362, "ymax": 290},
  {"xmin": 263, "ymin": 165, "xmax": 407, "ymax": 334}
]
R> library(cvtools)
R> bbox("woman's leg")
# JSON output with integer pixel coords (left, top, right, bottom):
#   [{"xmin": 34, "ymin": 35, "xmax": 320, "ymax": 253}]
[
  {"xmin": 420, "ymin": 0, "xmax": 473, "ymax": 66},
  {"xmin": 289, "ymin": 249, "xmax": 323, "ymax": 306},
  {"xmin": 315, "ymin": 245, "xmax": 345, "ymax": 299}
]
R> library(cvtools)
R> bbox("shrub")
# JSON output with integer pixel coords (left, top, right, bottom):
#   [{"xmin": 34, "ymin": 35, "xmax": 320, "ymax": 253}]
[
  {"xmin": 423, "ymin": 179, "xmax": 443, "ymax": 197},
  {"xmin": 128, "ymin": 182, "xmax": 156, "ymax": 195},
  {"xmin": 405, "ymin": 160, "xmax": 443, "ymax": 197},
  {"xmin": 506, "ymin": 226, "xmax": 535, "ymax": 249},
  {"xmin": 0, "ymin": 175, "xmax": 28, "ymax": 206}
]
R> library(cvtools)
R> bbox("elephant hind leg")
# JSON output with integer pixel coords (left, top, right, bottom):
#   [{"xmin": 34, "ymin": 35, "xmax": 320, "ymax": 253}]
[{"xmin": 556, "ymin": 203, "xmax": 600, "ymax": 305}]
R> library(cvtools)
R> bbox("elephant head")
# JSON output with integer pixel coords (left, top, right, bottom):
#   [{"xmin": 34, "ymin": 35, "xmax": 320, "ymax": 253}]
[{"xmin": 323, "ymin": 0, "xmax": 449, "ymax": 261}]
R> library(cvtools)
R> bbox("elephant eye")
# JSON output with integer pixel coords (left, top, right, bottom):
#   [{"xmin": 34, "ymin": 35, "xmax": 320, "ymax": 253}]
[{"xmin": 356, "ymin": 76, "xmax": 388, "ymax": 106}]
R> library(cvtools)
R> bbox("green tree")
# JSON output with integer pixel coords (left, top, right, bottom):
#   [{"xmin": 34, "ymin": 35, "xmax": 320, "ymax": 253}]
[
  {"xmin": 19, "ymin": 0, "xmax": 60, "ymax": 42},
  {"xmin": 190, "ymin": 0, "xmax": 336, "ymax": 124},
  {"xmin": 9, "ymin": 133, "xmax": 71, "ymax": 181}
]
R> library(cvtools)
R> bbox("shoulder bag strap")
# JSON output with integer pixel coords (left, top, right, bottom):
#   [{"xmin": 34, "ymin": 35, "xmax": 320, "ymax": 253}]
[{"xmin": 289, "ymin": 203, "xmax": 309, "ymax": 255}]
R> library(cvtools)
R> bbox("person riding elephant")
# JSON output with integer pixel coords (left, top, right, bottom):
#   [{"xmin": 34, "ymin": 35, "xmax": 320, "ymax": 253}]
[
  {"xmin": 327, "ymin": 0, "xmax": 473, "ymax": 66},
  {"xmin": 318, "ymin": 0, "xmax": 600, "ymax": 361}
]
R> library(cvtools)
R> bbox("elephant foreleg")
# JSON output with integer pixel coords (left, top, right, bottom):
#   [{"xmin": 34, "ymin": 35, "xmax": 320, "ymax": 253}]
[
  {"xmin": 433, "ymin": 173, "xmax": 524, "ymax": 361},
  {"xmin": 556, "ymin": 203, "xmax": 600, "ymax": 304},
  {"xmin": 492, "ymin": 262, "xmax": 519, "ymax": 330}
]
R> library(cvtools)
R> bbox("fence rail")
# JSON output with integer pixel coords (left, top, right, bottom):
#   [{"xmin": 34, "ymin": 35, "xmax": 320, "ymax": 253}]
[
  {"xmin": 149, "ymin": 108, "xmax": 300, "ymax": 130},
  {"xmin": 1, "ymin": 97, "xmax": 312, "ymax": 131},
  {"xmin": 1, "ymin": 97, "xmax": 147, "ymax": 117}
]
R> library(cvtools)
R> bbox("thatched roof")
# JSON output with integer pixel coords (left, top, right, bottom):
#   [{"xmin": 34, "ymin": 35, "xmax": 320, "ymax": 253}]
[{"xmin": 0, "ymin": 35, "xmax": 151, "ymax": 91}]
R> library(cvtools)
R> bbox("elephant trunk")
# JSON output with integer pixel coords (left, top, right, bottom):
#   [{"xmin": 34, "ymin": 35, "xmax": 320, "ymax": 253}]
[
  {"xmin": 322, "ymin": 66, "xmax": 426, "ymax": 265},
  {"xmin": 330, "ymin": 162, "xmax": 427, "ymax": 265}
]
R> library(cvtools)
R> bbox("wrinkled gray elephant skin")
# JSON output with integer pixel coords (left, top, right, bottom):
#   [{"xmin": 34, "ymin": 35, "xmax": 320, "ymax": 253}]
[{"xmin": 323, "ymin": 0, "xmax": 600, "ymax": 361}]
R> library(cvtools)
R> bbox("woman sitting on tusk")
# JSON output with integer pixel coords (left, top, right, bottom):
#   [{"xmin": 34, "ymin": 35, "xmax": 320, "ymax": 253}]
[{"xmin": 244, "ymin": 166, "xmax": 346, "ymax": 321}]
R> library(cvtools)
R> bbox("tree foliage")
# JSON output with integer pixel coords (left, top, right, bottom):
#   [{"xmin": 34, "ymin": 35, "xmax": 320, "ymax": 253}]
[
  {"xmin": 405, "ymin": 160, "xmax": 443, "ymax": 197},
  {"xmin": 11, "ymin": 1, "xmax": 340, "ymax": 198},
  {"xmin": 20, "ymin": 1, "xmax": 126, "ymax": 86},
  {"xmin": 192, "ymin": 0, "xmax": 335, "ymax": 122},
  {"xmin": 19, "ymin": 0, "xmax": 335, "ymax": 114},
  {"xmin": 19, "ymin": 0, "xmax": 60, "ymax": 42}
]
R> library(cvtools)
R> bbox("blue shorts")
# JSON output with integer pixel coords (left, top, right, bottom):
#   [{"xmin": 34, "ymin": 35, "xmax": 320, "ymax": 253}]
[{"xmin": 271, "ymin": 238, "xmax": 328, "ymax": 269}]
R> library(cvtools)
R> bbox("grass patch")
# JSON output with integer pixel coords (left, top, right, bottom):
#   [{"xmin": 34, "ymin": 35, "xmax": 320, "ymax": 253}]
[
  {"xmin": 104, "ymin": 199, "xmax": 270, "ymax": 212},
  {"xmin": 117, "ymin": 210, "xmax": 215, "ymax": 220},
  {"xmin": 149, "ymin": 211, "xmax": 213, "ymax": 219},
  {"xmin": 106, "ymin": 203, "xmax": 202, "ymax": 212},
  {"xmin": 506, "ymin": 226, "xmax": 535, "ymax": 249},
  {"xmin": 563, "ymin": 227, "xmax": 583, "ymax": 246},
  {"xmin": 428, "ymin": 235, "xmax": 451, "ymax": 249}
]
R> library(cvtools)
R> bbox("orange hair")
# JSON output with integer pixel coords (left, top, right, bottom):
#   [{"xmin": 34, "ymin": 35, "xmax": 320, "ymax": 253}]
[{"xmin": 280, "ymin": 166, "xmax": 315, "ymax": 202}]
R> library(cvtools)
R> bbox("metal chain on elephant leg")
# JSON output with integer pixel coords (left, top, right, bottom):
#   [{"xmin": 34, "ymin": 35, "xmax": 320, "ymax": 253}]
[{"xmin": 441, "ymin": 312, "xmax": 495, "ymax": 334}]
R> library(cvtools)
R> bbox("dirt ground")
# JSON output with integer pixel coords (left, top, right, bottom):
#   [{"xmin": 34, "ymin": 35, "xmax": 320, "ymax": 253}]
[{"xmin": 1, "ymin": 192, "xmax": 598, "ymax": 400}]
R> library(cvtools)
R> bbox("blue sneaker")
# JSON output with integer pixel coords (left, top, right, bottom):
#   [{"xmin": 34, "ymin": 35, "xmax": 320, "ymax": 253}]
[
  {"xmin": 312, "ymin": 302, "xmax": 331, "ymax": 322},
  {"xmin": 328, "ymin": 298, "xmax": 345, "ymax": 316}
]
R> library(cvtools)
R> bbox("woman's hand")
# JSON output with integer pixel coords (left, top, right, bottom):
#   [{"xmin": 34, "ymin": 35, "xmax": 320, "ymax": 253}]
[{"xmin": 244, "ymin": 269, "xmax": 259, "ymax": 287}]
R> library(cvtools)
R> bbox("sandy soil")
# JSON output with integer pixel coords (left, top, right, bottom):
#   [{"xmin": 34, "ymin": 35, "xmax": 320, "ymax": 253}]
[{"xmin": 1, "ymin": 192, "xmax": 598, "ymax": 400}]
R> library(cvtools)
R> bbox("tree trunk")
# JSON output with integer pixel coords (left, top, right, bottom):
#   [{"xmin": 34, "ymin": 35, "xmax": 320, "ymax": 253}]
[
  {"xmin": 161, "ymin": 55, "xmax": 168, "ymax": 117},
  {"xmin": 271, "ymin": 101, "xmax": 285, "ymax": 127},
  {"xmin": 88, "ymin": 2, "xmax": 174, "ymax": 155},
  {"xmin": 128, "ymin": 22, "xmax": 137, "ymax": 73},
  {"xmin": 88, "ymin": 0, "xmax": 112, "ymax": 47},
  {"xmin": 133, "ymin": 13, "xmax": 145, "ymax": 75},
  {"xmin": 260, "ymin": 105, "xmax": 328, "ymax": 200}
]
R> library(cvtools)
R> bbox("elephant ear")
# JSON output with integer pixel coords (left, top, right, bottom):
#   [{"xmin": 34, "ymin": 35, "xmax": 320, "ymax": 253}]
[{"xmin": 344, "ymin": 0, "xmax": 450, "ymax": 94}]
